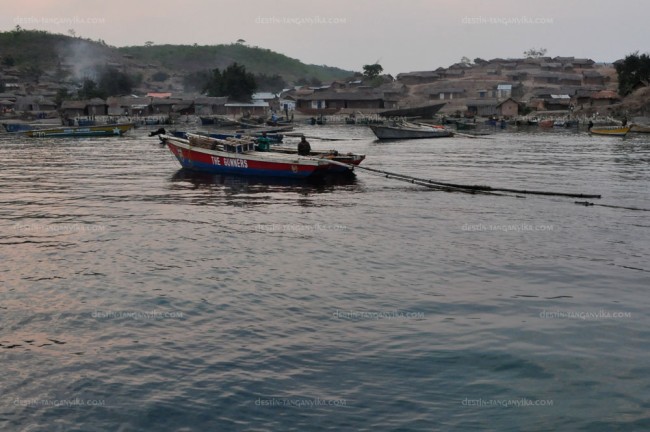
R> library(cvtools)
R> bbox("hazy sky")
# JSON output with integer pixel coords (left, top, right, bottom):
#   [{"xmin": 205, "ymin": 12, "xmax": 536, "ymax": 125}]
[{"xmin": 3, "ymin": 0, "xmax": 648, "ymax": 75}]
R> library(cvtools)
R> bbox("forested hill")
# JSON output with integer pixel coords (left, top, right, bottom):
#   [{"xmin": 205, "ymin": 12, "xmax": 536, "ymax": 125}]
[
  {"xmin": 0, "ymin": 29, "xmax": 354, "ymax": 90},
  {"xmin": 118, "ymin": 43, "xmax": 352, "ymax": 83}
]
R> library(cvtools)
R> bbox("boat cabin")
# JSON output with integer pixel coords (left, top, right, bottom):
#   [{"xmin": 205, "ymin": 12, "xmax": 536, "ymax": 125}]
[
  {"xmin": 223, "ymin": 142, "xmax": 255, "ymax": 153},
  {"xmin": 188, "ymin": 134, "xmax": 255, "ymax": 152}
]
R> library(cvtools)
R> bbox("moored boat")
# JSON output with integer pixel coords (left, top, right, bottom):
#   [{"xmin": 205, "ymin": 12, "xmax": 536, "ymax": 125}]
[
  {"xmin": 77, "ymin": 118, "xmax": 96, "ymax": 127},
  {"xmin": 160, "ymin": 134, "xmax": 360, "ymax": 178},
  {"xmin": 21, "ymin": 123, "xmax": 135, "ymax": 138},
  {"xmin": 369, "ymin": 122, "xmax": 453, "ymax": 140},
  {"xmin": 266, "ymin": 119, "xmax": 292, "ymax": 127},
  {"xmin": 199, "ymin": 116, "xmax": 240, "ymax": 127},
  {"xmin": 2, "ymin": 122, "xmax": 36, "ymax": 133},
  {"xmin": 171, "ymin": 130, "xmax": 284, "ymax": 144},
  {"xmin": 589, "ymin": 126, "xmax": 631, "ymax": 137},
  {"xmin": 630, "ymin": 123, "xmax": 650, "ymax": 133},
  {"xmin": 455, "ymin": 121, "xmax": 477, "ymax": 130},
  {"xmin": 269, "ymin": 146, "xmax": 365, "ymax": 168}
]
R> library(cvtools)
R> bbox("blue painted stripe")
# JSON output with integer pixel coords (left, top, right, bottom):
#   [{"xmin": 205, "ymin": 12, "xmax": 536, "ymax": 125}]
[{"xmin": 175, "ymin": 157, "xmax": 316, "ymax": 178}]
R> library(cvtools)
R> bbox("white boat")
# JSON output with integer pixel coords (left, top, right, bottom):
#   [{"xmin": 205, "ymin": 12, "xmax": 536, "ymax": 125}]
[
  {"xmin": 369, "ymin": 122, "xmax": 453, "ymax": 140},
  {"xmin": 630, "ymin": 123, "xmax": 650, "ymax": 133}
]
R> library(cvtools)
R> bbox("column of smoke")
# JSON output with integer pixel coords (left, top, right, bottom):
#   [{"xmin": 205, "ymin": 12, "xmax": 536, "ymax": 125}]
[{"xmin": 63, "ymin": 39, "xmax": 110, "ymax": 81}]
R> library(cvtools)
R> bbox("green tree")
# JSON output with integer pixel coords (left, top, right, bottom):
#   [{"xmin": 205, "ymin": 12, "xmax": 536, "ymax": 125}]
[
  {"xmin": 97, "ymin": 66, "xmax": 134, "ymax": 96},
  {"xmin": 203, "ymin": 68, "xmax": 223, "ymax": 96},
  {"xmin": 2, "ymin": 55, "xmax": 15, "ymax": 67},
  {"xmin": 78, "ymin": 79, "xmax": 105, "ymax": 99},
  {"xmin": 255, "ymin": 73, "xmax": 287, "ymax": 92},
  {"xmin": 183, "ymin": 70, "xmax": 210, "ymax": 92},
  {"xmin": 151, "ymin": 71, "xmax": 169, "ymax": 82},
  {"xmin": 55, "ymin": 88, "xmax": 71, "ymax": 106},
  {"xmin": 615, "ymin": 52, "xmax": 650, "ymax": 96},
  {"xmin": 523, "ymin": 47, "xmax": 547, "ymax": 58},
  {"xmin": 204, "ymin": 62, "xmax": 257, "ymax": 101},
  {"xmin": 363, "ymin": 63, "xmax": 383, "ymax": 78}
]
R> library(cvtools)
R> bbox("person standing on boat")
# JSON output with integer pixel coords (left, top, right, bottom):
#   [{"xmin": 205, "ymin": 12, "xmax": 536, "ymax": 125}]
[
  {"xmin": 298, "ymin": 135, "xmax": 311, "ymax": 156},
  {"xmin": 257, "ymin": 132, "xmax": 271, "ymax": 151}
]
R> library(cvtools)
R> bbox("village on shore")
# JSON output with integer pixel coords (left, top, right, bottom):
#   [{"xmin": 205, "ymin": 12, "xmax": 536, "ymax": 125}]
[{"xmin": 1, "ymin": 53, "xmax": 649, "ymax": 128}]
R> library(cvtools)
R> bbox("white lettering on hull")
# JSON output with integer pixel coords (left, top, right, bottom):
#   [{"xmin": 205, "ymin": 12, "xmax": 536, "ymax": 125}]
[{"xmin": 211, "ymin": 156, "xmax": 248, "ymax": 168}]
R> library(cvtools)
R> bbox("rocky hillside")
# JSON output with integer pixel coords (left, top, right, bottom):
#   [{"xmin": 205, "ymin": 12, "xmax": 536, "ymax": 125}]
[{"xmin": 395, "ymin": 57, "xmax": 624, "ymax": 116}]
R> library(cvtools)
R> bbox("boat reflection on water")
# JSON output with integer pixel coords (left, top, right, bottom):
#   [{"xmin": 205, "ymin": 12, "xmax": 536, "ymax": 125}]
[{"xmin": 169, "ymin": 168, "xmax": 358, "ymax": 194}]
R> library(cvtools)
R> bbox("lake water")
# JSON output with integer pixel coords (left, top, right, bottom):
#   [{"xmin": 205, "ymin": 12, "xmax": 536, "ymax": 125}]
[{"xmin": 1, "ymin": 125, "xmax": 649, "ymax": 431}]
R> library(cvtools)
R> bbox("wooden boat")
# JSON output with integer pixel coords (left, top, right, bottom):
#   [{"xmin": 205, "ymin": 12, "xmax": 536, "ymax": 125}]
[
  {"xmin": 239, "ymin": 125, "xmax": 293, "ymax": 134},
  {"xmin": 199, "ymin": 116, "xmax": 240, "ymax": 127},
  {"xmin": 589, "ymin": 126, "xmax": 631, "ymax": 137},
  {"xmin": 538, "ymin": 119, "xmax": 554, "ymax": 128},
  {"xmin": 171, "ymin": 130, "xmax": 284, "ymax": 144},
  {"xmin": 630, "ymin": 123, "xmax": 650, "ymax": 133},
  {"xmin": 379, "ymin": 103, "xmax": 446, "ymax": 119},
  {"xmin": 77, "ymin": 118, "xmax": 96, "ymax": 127},
  {"xmin": 265, "ymin": 119, "xmax": 292, "ymax": 127},
  {"xmin": 3, "ymin": 122, "xmax": 35, "ymax": 133},
  {"xmin": 160, "ymin": 134, "xmax": 361, "ymax": 178},
  {"xmin": 22, "ymin": 123, "xmax": 134, "ymax": 138},
  {"xmin": 455, "ymin": 121, "xmax": 476, "ymax": 130},
  {"xmin": 269, "ymin": 146, "xmax": 365, "ymax": 166},
  {"xmin": 369, "ymin": 122, "xmax": 453, "ymax": 140}
]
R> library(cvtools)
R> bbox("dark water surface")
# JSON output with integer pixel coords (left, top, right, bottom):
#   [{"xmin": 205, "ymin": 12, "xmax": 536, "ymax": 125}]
[{"xmin": 1, "ymin": 126, "xmax": 649, "ymax": 431}]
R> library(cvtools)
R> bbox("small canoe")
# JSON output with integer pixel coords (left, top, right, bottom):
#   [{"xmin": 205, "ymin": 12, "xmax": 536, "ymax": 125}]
[
  {"xmin": 22, "ymin": 123, "xmax": 134, "ymax": 138},
  {"xmin": 3, "ymin": 122, "xmax": 35, "ymax": 133},
  {"xmin": 589, "ymin": 126, "xmax": 631, "ymax": 137}
]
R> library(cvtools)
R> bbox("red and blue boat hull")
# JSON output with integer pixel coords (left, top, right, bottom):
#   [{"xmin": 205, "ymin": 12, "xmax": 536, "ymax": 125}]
[{"xmin": 165, "ymin": 138, "xmax": 334, "ymax": 179}]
